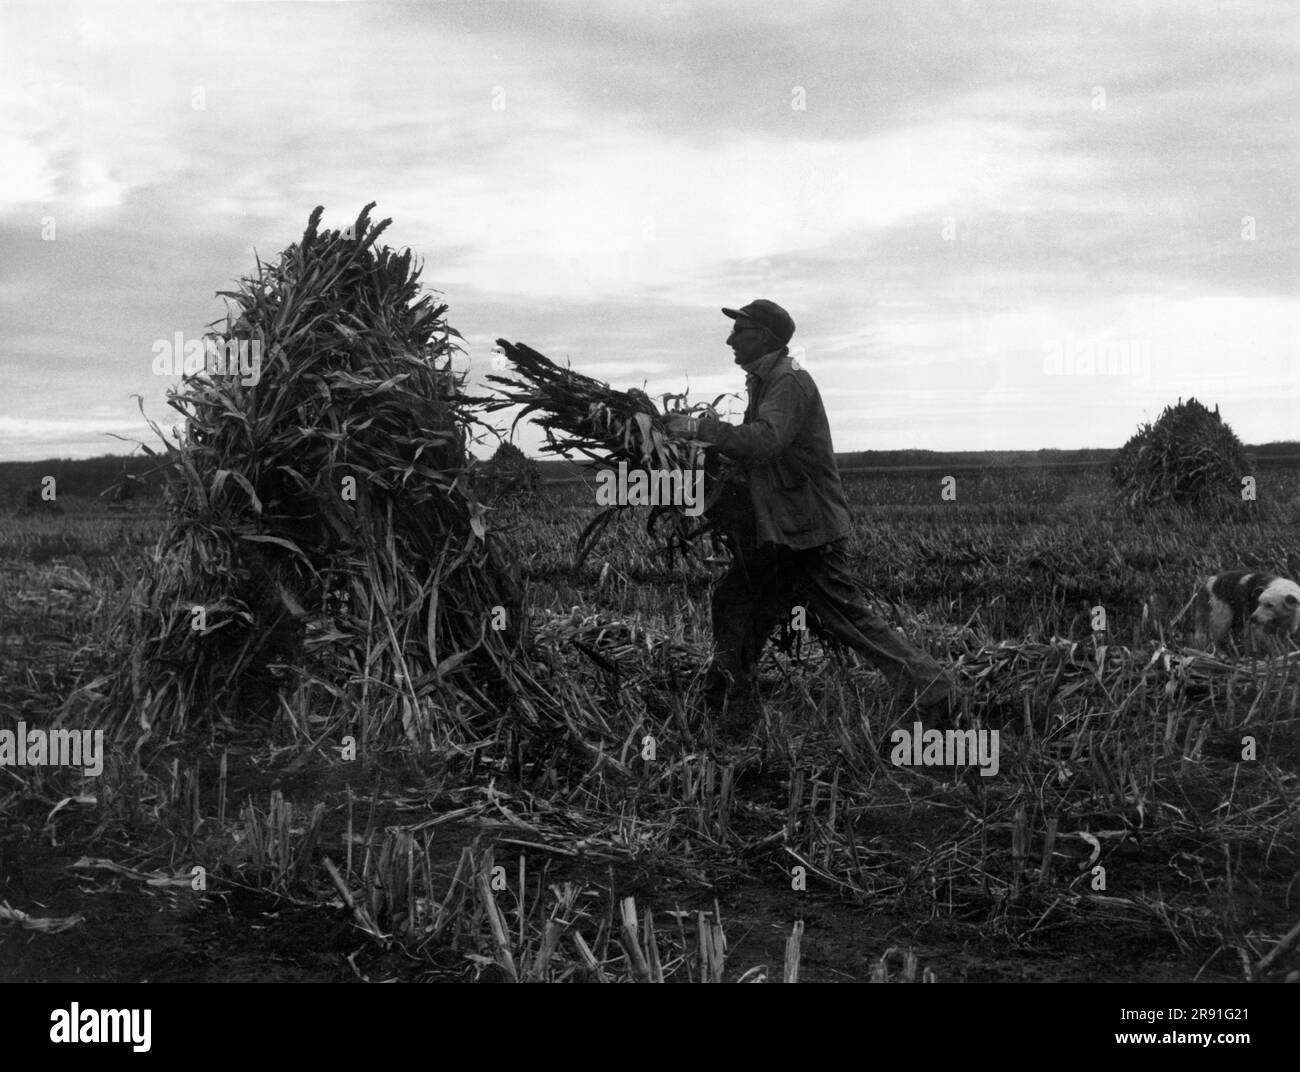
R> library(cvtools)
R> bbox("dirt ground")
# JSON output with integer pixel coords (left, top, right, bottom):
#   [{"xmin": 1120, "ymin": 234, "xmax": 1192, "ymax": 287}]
[{"xmin": 0, "ymin": 745, "xmax": 1245, "ymax": 984}]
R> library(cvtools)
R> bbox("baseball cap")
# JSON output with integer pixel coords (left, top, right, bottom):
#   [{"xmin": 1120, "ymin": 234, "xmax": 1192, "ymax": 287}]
[{"xmin": 722, "ymin": 299, "xmax": 795, "ymax": 345}]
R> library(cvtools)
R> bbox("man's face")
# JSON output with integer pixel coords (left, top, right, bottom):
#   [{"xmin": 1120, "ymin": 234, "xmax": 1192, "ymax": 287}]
[{"xmin": 727, "ymin": 318, "xmax": 774, "ymax": 365}]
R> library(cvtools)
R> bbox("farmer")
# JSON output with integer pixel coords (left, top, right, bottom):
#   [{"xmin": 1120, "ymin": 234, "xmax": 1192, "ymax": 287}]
[{"xmin": 663, "ymin": 299, "xmax": 959, "ymax": 729}]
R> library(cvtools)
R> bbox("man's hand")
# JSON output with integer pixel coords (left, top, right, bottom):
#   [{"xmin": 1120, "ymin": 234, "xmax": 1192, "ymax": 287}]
[
  {"xmin": 665, "ymin": 410, "xmax": 729, "ymax": 444},
  {"xmin": 663, "ymin": 412, "xmax": 697, "ymax": 438}
]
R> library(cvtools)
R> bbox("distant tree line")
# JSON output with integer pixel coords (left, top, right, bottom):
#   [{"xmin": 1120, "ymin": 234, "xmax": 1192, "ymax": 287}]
[
  {"xmin": 0, "ymin": 454, "xmax": 166, "ymax": 509},
  {"xmin": 4, "ymin": 439, "xmax": 1296, "ymax": 508},
  {"xmin": 532, "ymin": 443, "xmax": 1299, "ymax": 482}
]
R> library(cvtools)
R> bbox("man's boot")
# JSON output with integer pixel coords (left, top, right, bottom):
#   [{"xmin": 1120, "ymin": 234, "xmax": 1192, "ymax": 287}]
[
  {"xmin": 914, "ymin": 672, "xmax": 961, "ymax": 729},
  {"xmin": 701, "ymin": 666, "xmax": 759, "ymax": 740}
]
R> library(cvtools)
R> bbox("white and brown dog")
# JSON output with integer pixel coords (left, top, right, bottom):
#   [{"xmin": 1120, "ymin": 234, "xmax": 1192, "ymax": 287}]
[{"xmin": 1179, "ymin": 570, "xmax": 1300, "ymax": 651}]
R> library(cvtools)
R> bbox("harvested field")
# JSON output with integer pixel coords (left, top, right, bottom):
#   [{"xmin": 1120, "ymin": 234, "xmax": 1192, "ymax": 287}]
[{"xmin": 3, "ymin": 460, "xmax": 1299, "ymax": 984}]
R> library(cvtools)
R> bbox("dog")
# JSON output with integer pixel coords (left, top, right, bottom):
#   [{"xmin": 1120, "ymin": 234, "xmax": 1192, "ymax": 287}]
[{"xmin": 1176, "ymin": 571, "xmax": 1300, "ymax": 651}]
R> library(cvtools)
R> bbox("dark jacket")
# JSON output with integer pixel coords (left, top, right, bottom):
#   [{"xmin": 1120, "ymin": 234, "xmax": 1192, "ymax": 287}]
[{"xmin": 701, "ymin": 347, "xmax": 852, "ymax": 550}]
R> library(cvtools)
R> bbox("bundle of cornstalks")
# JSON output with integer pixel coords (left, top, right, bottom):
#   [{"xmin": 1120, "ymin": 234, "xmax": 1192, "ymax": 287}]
[
  {"xmin": 1110, "ymin": 397, "xmax": 1254, "ymax": 515},
  {"xmin": 91, "ymin": 205, "xmax": 558, "ymax": 744},
  {"xmin": 487, "ymin": 341, "xmax": 739, "ymax": 563}
]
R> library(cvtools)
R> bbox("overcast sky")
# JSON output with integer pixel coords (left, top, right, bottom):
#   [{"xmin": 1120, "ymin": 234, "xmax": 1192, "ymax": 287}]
[{"xmin": 2, "ymin": 0, "xmax": 1296, "ymax": 462}]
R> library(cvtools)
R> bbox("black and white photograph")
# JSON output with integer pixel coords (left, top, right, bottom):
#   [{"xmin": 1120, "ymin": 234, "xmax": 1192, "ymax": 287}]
[{"xmin": 1, "ymin": 0, "xmax": 1297, "ymax": 1036}]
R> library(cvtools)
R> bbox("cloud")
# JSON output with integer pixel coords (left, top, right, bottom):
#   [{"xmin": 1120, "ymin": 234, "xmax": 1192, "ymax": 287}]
[
  {"xmin": 0, "ymin": 413, "xmax": 162, "ymax": 462},
  {"xmin": 0, "ymin": 0, "xmax": 1296, "ymax": 461}
]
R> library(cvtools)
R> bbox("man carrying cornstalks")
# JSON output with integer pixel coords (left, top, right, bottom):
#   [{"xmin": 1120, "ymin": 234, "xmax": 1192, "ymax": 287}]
[{"xmin": 664, "ymin": 299, "xmax": 959, "ymax": 730}]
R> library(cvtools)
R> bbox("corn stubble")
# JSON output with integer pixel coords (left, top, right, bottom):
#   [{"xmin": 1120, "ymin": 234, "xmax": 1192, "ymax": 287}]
[{"xmin": 12, "ymin": 459, "xmax": 1300, "ymax": 981}]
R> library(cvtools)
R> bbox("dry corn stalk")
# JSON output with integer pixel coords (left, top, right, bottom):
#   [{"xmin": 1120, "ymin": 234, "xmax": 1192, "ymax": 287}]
[{"xmin": 487, "ymin": 340, "xmax": 739, "ymax": 564}]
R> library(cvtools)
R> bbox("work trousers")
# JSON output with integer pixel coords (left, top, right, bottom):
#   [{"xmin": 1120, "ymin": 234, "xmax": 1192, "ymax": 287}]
[{"xmin": 706, "ymin": 539, "xmax": 956, "ymax": 710}]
